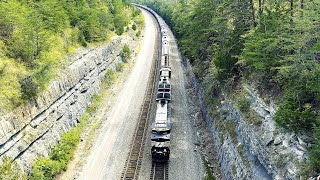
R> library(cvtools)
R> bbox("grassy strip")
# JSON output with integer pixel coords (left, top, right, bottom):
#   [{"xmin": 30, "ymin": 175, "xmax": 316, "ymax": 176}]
[
  {"xmin": 28, "ymin": 38, "xmax": 136, "ymax": 178},
  {"xmin": 0, "ymin": 156, "xmax": 27, "ymax": 180},
  {"xmin": 203, "ymin": 158, "xmax": 216, "ymax": 180},
  {"xmin": 29, "ymin": 44, "xmax": 130, "ymax": 179},
  {"xmin": 0, "ymin": 11, "xmax": 143, "ymax": 177},
  {"xmin": 29, "ymin": 68, "xmax": 120, "ymax": 179}
]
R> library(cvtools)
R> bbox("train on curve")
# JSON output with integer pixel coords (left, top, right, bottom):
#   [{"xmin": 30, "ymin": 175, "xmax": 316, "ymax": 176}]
[
  {"xmin": 134, "ymin": 4, "xmax": 172, "ymax": 163},
  {"xmin": 151, "ymin": 26, "xmax": 171, "ymax": 162},
  {"xmin": 151, "ymin": 15, "xmax": 172, "ymax": 163}
]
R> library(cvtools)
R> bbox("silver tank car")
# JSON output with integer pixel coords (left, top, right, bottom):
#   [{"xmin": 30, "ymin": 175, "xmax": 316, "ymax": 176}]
[
  {"xmin": 162, "ymin": 42, "xmax": 169, "ymax": 67},
  {"xmin": 162, "ymin": 35, "xmax": 168, "ymax": 42}
]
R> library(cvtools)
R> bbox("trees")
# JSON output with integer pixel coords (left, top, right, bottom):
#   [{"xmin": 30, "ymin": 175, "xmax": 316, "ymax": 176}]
[
  {"xmin": 112, "ymin": 0, "xmax": 130, "ymax": 35},
  {"xmin": 0, "ymin": 0, "xmax": 134, "ymax": 111},
  {"xmin": 141, "ymin": 0, "xmax": 320, "ymax": 175}
]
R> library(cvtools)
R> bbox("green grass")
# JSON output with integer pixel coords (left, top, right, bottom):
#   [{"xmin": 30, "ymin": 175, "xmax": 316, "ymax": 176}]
[
  {"xmin": 236, "ymin": 93, "xmax": 250, "ymax": 112},
  {"xmin": 231, "ymin": 164, "xmax": 236, "ymax": 175},
  {"xmin": 0, "ymin": 156, "xmax": 26, "ymax": 180},
  {"xmin": 237, "ymin": 144, "xmax": 250, "ymax": 167},
  {"xmin": 29, "ymin": 66, "xmax": 123, "ymax": 179},
  {"xmin": 245, "ymin": 109, "xmax": 262, "ymax": 126},
  {"xmin": 225, "ymin": 121, "xmax": 237, "ymax": 144},
  {"xmin": 29, "ymin": 113, "xmax": 89, "ymax": 180},
  {"xmin": 203, "ymin": 159, "xmax": 216, "ymax": 180}
]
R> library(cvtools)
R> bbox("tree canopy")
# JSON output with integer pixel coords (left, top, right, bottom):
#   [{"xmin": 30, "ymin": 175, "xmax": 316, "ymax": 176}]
[
  {"xmin": 0, "ymin": 0, "xmax": 133, "ymax": 111},
  {"xmin": 136, "ymin": 0, "xmax": 320, "ymax": 176}
]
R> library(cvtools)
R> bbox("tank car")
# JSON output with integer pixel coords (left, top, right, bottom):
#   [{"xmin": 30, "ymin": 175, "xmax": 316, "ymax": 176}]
[{"xmin": 161, "ymin": 43, "xmax": 170, "ymax": 67}]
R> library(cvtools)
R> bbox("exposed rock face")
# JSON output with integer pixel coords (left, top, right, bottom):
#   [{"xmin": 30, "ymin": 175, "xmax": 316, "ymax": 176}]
[
  {"xmin": 0, "ymin": 35, "xmax": 140, "ymax": 173},
  {"xmin": 183, "ymin": 59, "xmax": 309, "ymax": 180}
]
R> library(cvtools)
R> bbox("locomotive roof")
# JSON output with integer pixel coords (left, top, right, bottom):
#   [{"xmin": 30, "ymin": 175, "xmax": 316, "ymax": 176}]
[
  {"xmin": 158, "ymin": 82, "xmax": 171, "ymax": 89},
  {"xmin": 156, "ymin": 92, "xmax": 171, "ymax": 101},
  {"xmin": 151, "ymin": 133, "xmax": 170, "ymax": 141}
]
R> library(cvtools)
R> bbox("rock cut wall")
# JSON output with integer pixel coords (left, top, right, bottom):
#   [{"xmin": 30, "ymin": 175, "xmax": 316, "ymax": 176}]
[
  {"xmin": 0, "ymin": 35, "xmax": 140, "ymax": 173},
  {"xmin": 183, "ymin": 59, "xmax": 309, "ymax": 180}
]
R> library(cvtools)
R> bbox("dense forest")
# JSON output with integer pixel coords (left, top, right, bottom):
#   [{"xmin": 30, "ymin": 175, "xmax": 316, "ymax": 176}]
[
  {"xmin": 136, "ymin": 0, "xmax": 320, "ymax": 176},
  {"xmin": 0, "ymin": 0, "xmax": 135, "ymax": 111}
]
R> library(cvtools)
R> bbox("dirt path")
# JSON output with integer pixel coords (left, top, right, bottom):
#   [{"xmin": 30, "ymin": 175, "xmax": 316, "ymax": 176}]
[{"xmin": 65, "ymin": 9, "xmax": 158, "ymax": 180}]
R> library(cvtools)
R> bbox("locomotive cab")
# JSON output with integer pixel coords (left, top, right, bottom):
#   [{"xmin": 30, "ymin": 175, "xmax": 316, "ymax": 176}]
[{"xmin": 151, "ymin": 138, "xmax": 170, "ymax": 162}]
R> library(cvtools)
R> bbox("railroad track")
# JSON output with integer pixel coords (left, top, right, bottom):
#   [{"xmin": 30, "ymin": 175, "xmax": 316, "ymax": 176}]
[
  {"xmin": 121, "ymin": 7, "xmax": 161, "ymax": 180},
  {"xmin": 150, "ymin": 163, "xmax": 169, "ymax": 180}
]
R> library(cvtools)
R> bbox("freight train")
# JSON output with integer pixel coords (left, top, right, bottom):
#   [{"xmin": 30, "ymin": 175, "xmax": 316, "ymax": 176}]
[
  {"xmin": 151, "ymin": 22, "xmax": 172, "ymax": 162},
  {"xmin": 134, "ymin": 4, "xmax": 172, "ymax": 162}
]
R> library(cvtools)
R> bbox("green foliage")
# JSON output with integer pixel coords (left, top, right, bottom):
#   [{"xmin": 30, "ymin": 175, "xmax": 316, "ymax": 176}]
[
  {"xmin": 116, "ymin": 62, "xmax": 125, "ymax": 72},
  {"xmin": 103, "ymin": 69, "xmax": 117, "ymax": 87},
  {"xmin": 113, "ymin": 0, "xmax": 130, "ymax": 35},
  {"xmin": 231, "ymin": 164, "xmax": 236, "ymax": 175},
  {"xmin": 225, "ymin": 121, "xmax": 237, "ymax": 144},
  {"xmin": 0, "ymin": 56, "xmax": 25, "ymax": 109},
  {"xmin": 30, "ymin": 98, "xmax": 96, "ymax": 179},
  {"xmin": 246, "ymin": 109, "xmax": 263, "ymax": 126},
  {"xmin": 237, "ymin": 94, "xmax": 251, "ymax": 112},
  {"xmin": 87, "ymin": 94, "xmax": 103, "ymax": 115},
  {"xmin": 30, "ymin": 125, "xmax": 83, "ymax": 180},
  {"xmin": 136, "ymin": 30, "xmax": 141, "ymax": 37},
  {"xmin": 132, "ymin": 24, "xmax": 137, "ymax": 31},
  {"xmin": 0, "ymin": 0, "xmax": 133, "ymax": 111},
  {"xmin": 133, "ymin": 9, "xmax": 144, "ymax": 29},
  {"xmin": 0, "ymin": 156, "xmax": 26, "ymax": 180},
  {"xmin": 309, "ymin": 128, "xmax": 320, "ymax": 175},
  {"xmin": 275, "ymin": 99, "xmax": 318, "ymax": 132},
  {"xmin": 120, "ymin": 44, "xmax": 131, "ymax": 62},
  {"xmin": 30, "ymin": 158, "xmax": 61, "ymax": 180},
  {"xmin": 203, "ymin": 159, "xmax": 216, "ymax": 180}
]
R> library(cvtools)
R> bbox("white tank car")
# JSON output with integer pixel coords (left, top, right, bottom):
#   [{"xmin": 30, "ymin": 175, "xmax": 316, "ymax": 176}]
[
  {"xmin": 161, "ymin": 26, "xmax": 167, "ymax": 36},
  {"xmin": 162, "ymin": 42, "xmax": 169, "ymax": 55},
  {"xmin": 162, "ymin": 35, "xmax": 168, "ymax": 42},
  {"xmin": 161, "ymin": 43, "xmax": 169, "ymax": 67}
]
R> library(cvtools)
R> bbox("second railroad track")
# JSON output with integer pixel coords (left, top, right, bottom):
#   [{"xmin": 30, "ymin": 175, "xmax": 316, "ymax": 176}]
[{"xmin": 121, "ymin": 7, "xmax": 161, "ymax": 180}]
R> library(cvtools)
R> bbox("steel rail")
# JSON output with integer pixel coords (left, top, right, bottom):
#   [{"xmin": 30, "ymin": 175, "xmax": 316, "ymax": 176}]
[{"xmin": 121, "ymin": 7, "xmax": 161, "ymax": 180}]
